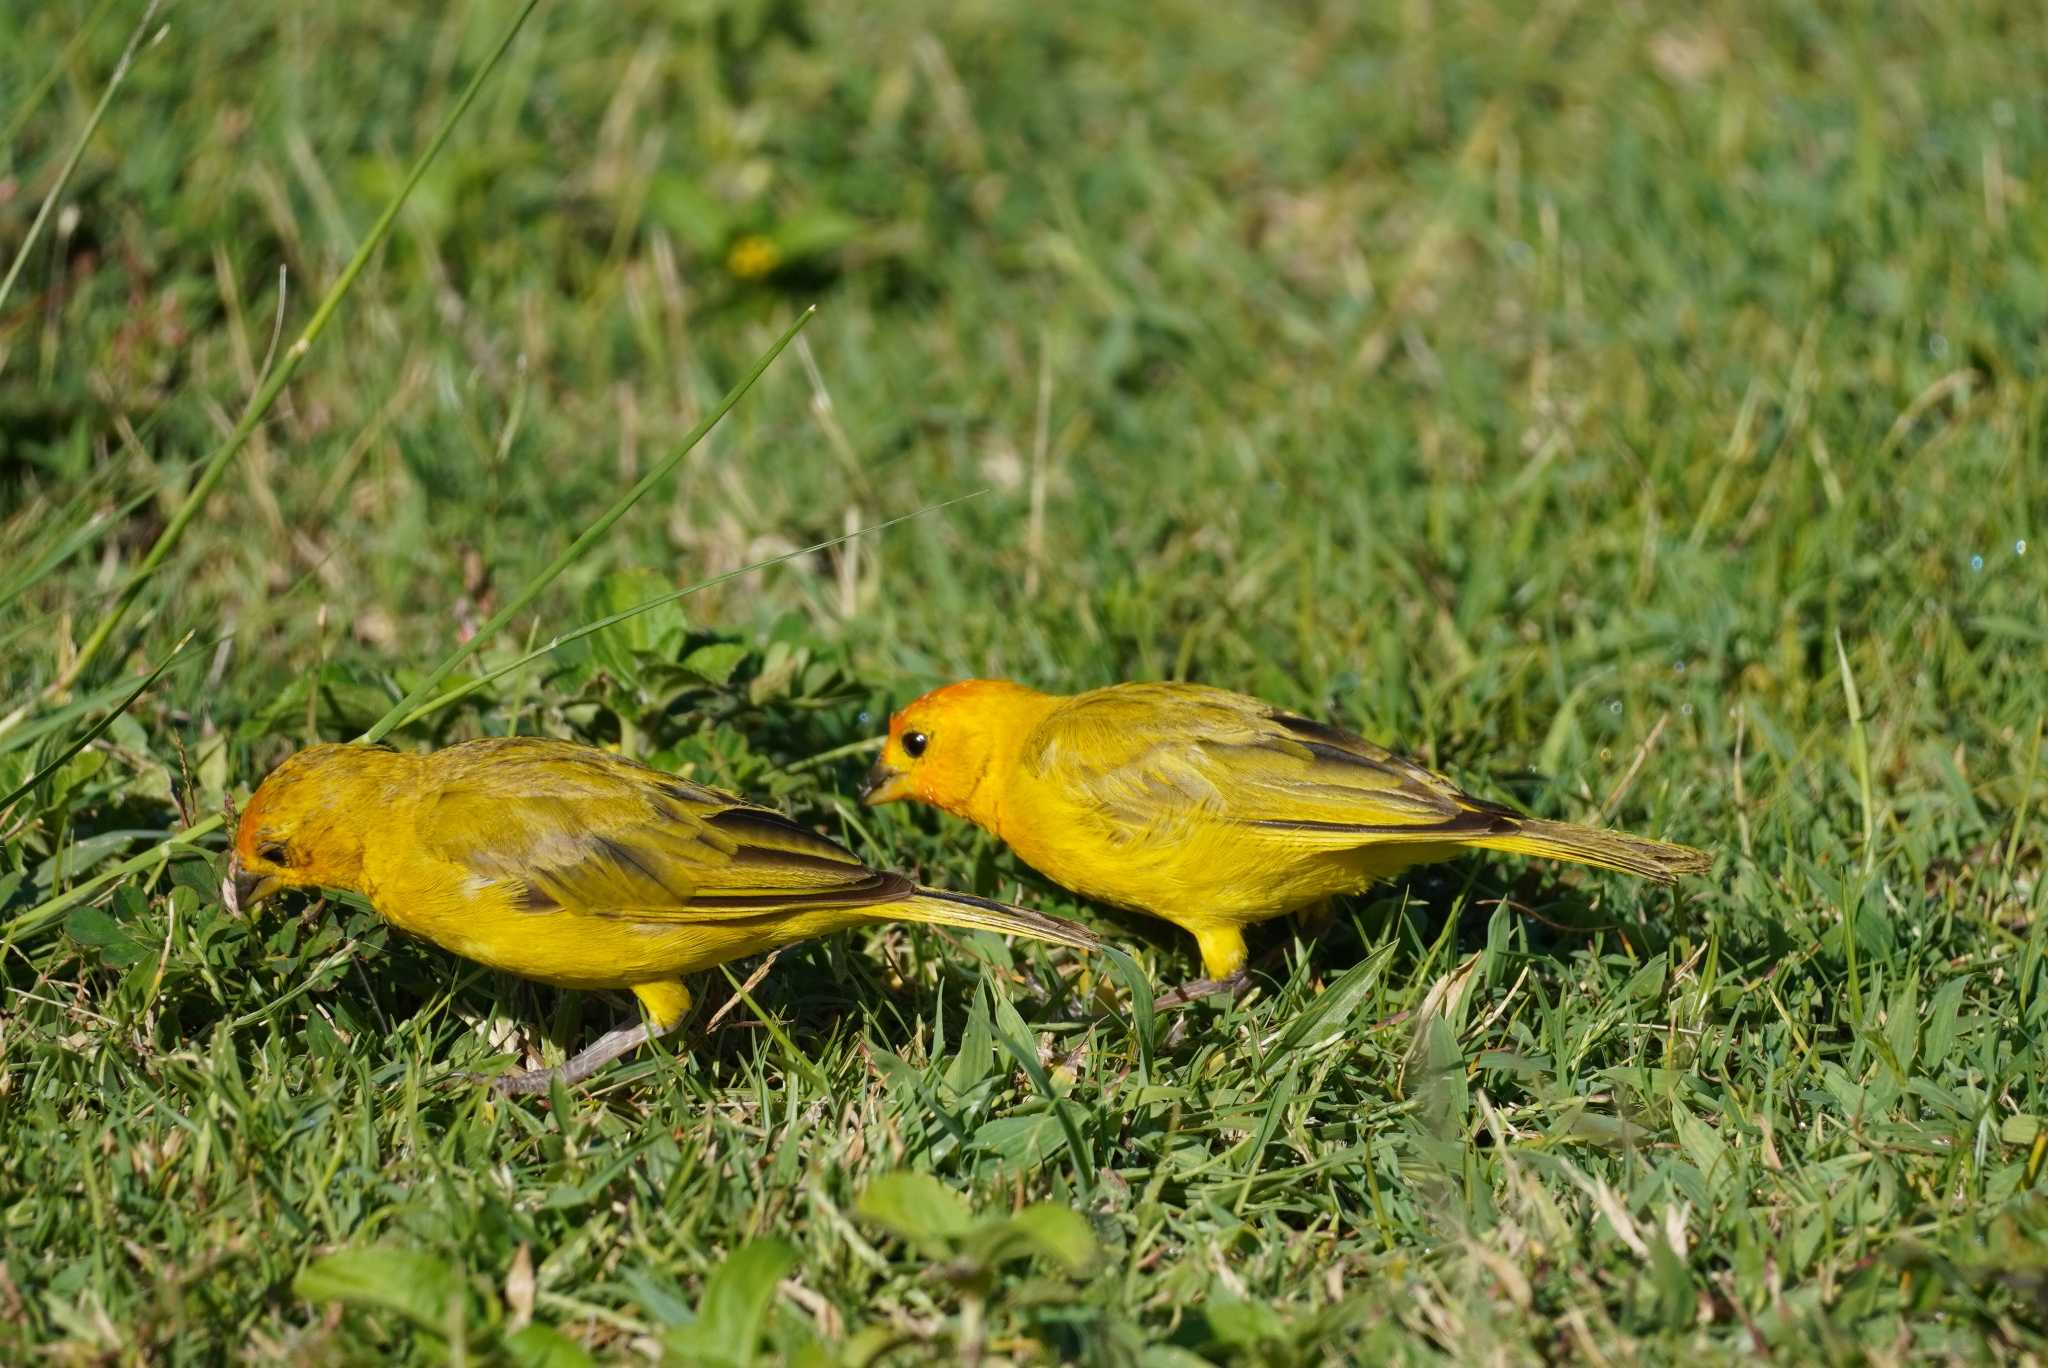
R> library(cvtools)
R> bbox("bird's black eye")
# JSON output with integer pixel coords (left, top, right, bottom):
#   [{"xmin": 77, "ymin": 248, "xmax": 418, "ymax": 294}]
[
  {"xmin": 901, "ymin": 730, "xmax": 928, "ymax": 759},
  {"xmin": 257, "ymin": 841, "xmax": 289, "ymax": 866}
]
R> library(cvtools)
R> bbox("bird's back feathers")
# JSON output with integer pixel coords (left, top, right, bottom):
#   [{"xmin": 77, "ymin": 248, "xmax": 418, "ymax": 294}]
[
  {"xmin": 992, "ymin": 681, "xmax": 1707, "ymax": 909},
  {"xmin": 413, "ymin": 738, "xmax": 907, "ymax": 922}
]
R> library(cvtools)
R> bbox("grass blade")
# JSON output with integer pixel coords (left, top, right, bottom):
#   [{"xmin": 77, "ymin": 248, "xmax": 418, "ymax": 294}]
[
  {"xmin": 360, "ymin": 305, "xmax": 816, "ymax": 744},
  {"xmin": 1099, "ymin": 945, "xmax": 1156, "ymax": 1087},
  {"xmin": 0, "ymin": 491, "xmax": 155, "ymax": 615},
  {"xmin": 1, "ymin": 0, "xmax": 122, "ymax": 148},
  {"xmin": 0, "ymin": 630, "xmax": 192, "ymax": 814},
  {"xmin": 1, "ymin": 815, "xmax": 219, "ymax": 951},
  {"xmin": 1833, "ymin": 627, "xmax": 1874, "ymax": 871},
  {"xmin": 375, "ymin": 491, "xmax": 979, "ymax": 736},
  {"xmin": 0, "ymin": 671, "xmax": 167, "ymax": 757},
  {"xmin": 988, "ymin": 975, "xmax": 1095, "ymax": 1197}
]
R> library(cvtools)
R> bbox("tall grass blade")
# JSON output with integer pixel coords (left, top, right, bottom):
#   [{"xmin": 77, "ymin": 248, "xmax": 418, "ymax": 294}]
[
  {"xmin": 0, "ymin": 492, "xmax": 154, "ymax": 615},
  {"xmin": 1832, "ymin": 627, "xmax": 1874, "ymax": 872},
  {"xmin": 0, "ymin": 630, "xmax": 192, "ymax": 813},
  {"xmin": 2, "ymin": 815, "xmax": 219, "ymax": 950},
  {"xmin": 0, "ymin": 0, "xmax": 160, "ymax": 326},
  {"xmin": 377, "ymin": 490, "xmax": 975, "ymax": 736},
  {"xmin": 1, "ymin": 0, "xmax": 544, "ymax": 742}
]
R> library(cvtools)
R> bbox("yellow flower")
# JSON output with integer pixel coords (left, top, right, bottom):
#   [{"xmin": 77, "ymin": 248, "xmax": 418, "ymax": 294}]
[{"xmin": 725, "ymin": 234, "xmax": 782, "ymax": 279}]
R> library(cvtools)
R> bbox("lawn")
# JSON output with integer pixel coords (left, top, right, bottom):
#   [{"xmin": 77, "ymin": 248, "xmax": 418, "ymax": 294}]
[{"xmin": 3, "ymin": 0, "xmax": 2045, "ymax": 1360}]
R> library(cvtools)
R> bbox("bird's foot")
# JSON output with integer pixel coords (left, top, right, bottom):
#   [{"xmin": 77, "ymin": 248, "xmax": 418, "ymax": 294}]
[
  {"xmin": 489, "ymin": 1064, "xmax": 568, "ymax": 1096},
  {"xmin": 1152, "ymin": 970, "xmax": 1250, "ymax": 1013},
  {"xmin": 484, "ymin": 1020, "xmax": 659, "ymax": 1096}
]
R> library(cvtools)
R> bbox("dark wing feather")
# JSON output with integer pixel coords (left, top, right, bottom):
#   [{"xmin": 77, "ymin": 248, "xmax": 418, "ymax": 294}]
[
  {"xmin": 1025, "ymin": 683, "xmax": 1514, "ymax": 846},
  {"xmin": 415, "ymin": 737, "xmax": 911, "ymax": 921}
]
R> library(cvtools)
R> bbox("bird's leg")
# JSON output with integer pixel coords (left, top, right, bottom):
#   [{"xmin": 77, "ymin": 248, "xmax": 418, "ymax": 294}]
[
  {"xmin": 1152, "ymin": 925, "xmax": 1253, "ymax": 1012},
  {"xmin": 492, "ymin": 981, "xmax": 693, "ymax": 1095}
]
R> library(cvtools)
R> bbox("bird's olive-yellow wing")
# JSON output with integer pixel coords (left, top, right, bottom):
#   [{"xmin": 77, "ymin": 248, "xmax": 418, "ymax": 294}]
[
  {"xmin": 1025, "ymin": 682, "xmax": 1515, "ymax": 847},
  {"xmin": 414, "ymin": 738, "xmax": 912, "ymax": 920}
]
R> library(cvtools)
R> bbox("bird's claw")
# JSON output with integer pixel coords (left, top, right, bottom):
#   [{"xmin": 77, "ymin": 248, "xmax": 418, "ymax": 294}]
[{"xmin": 488, "ymin": 1066, "xmax": 567, "ymax": 1096}]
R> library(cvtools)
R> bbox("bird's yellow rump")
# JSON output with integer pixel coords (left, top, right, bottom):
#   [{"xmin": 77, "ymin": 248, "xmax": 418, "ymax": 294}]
[
  {"xmin": 862, "ymin": 680, "xmax": 1709, "ymax": 997},
  {"xmin": 232, "ymin": 736, "xmax": 1099, "ymax": 1091}
]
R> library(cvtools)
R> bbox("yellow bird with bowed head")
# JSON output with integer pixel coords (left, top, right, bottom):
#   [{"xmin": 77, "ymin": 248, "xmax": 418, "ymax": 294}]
[{"xmin": 231, "ymin": 735, "xmax": 1101, "ymax": 1092}]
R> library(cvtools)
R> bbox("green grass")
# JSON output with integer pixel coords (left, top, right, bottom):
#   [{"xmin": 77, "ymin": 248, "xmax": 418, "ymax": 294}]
[{"xmin": 4, "ymin": 0, "xmax": 2046, "ymax": 1359}]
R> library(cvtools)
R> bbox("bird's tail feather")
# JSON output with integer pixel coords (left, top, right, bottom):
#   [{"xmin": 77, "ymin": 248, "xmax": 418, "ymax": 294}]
[
  {"xmin": 895, "ymin": 887, "xmax": 1101, "ymax": 952},
  {"xmin": 1471, "ymin": 818, "xmax": 1711, "ymax": 884}
]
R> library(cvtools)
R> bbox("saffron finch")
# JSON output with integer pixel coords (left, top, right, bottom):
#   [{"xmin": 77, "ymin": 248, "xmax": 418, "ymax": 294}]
[
  {"xmin": 862, "ymin": 680, "xmax": 1710, "ymax": 1000},
  {"xmin": 232, "ymin": 736, "xmax": 1100, "ymax": 1092}
]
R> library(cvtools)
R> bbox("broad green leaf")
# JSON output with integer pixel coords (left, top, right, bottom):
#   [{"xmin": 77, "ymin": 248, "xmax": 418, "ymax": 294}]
[
  {"xmin": 293, "ymin": 1246, "xmax": 464, "ymax": 1334},
  {"xmin": 1922, "ymin": 976, "xmax": 1969, "ymax": 1070},
  {"xmin": 503, "ymin": 1324, "xmax": 598, "ymax": 1368},
  {"xmin": 992, "ymin": 1203, "xmax": 1097, "ymax": 1275},
  {"xmin": 65, "ymin": 903, "xmax": 150, "ymax": 969},
  {"xmin": 771, "ymin": 207, "xmax": 860, "ymax": 260},
  {"xmin": 1621, "ymin": 954, "xmax": 1668, "ymax": 1003},
  {"xmin": 647, "ymin": 173, "xmax": 731, "ymax": 254},
  {"xmin": 747, "ymin": 640, "xmax": 807, "ymax": 705},
  {"xmin": 1884, "ymin": 974, "xmax": 1921, "ymax": 1074},
  {"xmin": 663, "ymin": 1238, "xmax": 797, "ymax": 1368},
  {"xmin": 1672, "ymin": 1104, "xmax": 1733, "ymax": 1194},
  {"xmin": 1200, "ymin": 1296, "xmax": 1289, "ymax": 1351},
  {"xmin": 971, "ymin": 1113, "xmax": 1062, "ymax": 1166},
  {"xmin": 585, "ymin": 569, "xmax": 687, "ymax": 684},
  {"xmin": 944, "ymin": 988, "xmax": 995, "ymax": 1098},
  {"xmin": 682, "ymin": 642, "xmax": 751, "ymax": 688},
  {"xmin": 856, "ymin": 1172, "xmax": 974, "ymax": 1247}
]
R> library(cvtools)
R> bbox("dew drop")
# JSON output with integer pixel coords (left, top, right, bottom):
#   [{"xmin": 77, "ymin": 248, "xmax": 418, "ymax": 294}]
[
  {"xmin": 1608, "ymin": 699, "xmax": 1623, "ymax": 715},
  {"xmin": 1681, "ymin": 702, "xmax": 1695, "ymax": 717},
  {"xmin": 1929, "ymin": 333, "xmax": 1950, "ymax": 359},
  {"xmin": 857, "ymin": 710, "xmax": 872, "ymax": 726},
  {"xmin": 1673, "ymin": 659, "xmax": 1688, "ymax": 674},
  {"xmin": 2018, "ymin": 539, "xmax": 2029, "ymax": 556},
  {"xmin": 1970, "ymin": 554, "xmax": 1985, "ymax": 572}
]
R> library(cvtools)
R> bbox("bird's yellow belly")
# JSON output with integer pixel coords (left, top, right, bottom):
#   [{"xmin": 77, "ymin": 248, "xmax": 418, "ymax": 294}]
[
  {"xmin": 998, "ymin": 795, "xmax": 1463, "ymax": 929},
  {"xmin": 405, "ymin": 913, "xmax": 754, "ymax": 990},
  {"xmin": 367, "ymin": 868, "xmax": 852, "ymax": 991}
]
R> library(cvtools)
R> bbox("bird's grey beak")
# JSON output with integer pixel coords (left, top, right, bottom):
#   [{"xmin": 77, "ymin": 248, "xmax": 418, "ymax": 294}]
[
  {"xmin": 231, "ymin": 869, "xmax": 282, "ymax": 911},
  {"xmin": 860, "ymin": 759, "xmax": 908, "ymax": 806}
]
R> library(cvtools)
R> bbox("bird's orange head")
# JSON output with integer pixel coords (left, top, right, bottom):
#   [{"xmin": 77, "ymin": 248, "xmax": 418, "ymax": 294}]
[
  {"xmin": 232, "ymin": 743, "xmax": 409, "ymax": 908},
  {"xmin": 861, "ymin": 679, "xmax": 1055, "ymax": 828}
]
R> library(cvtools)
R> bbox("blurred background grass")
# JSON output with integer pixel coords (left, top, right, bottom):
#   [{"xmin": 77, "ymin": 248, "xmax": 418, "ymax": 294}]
[{"xmin": 3, "ymin": 0, "xmax": 2045, "ymax": 1360}]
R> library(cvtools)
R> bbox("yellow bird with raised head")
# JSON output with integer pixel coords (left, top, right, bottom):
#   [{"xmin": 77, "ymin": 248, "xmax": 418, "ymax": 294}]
[
  {"xmin": 232, "ymin": 736, "xmax": 1100, "ymax": 1092},
  {"xmin": 862, "ymin": 680, "xmax": 1710, "ymax": 1002}
]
